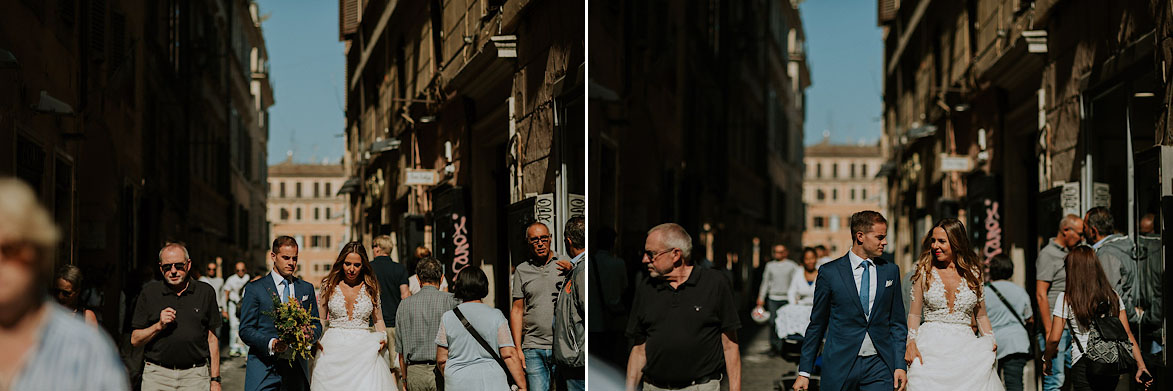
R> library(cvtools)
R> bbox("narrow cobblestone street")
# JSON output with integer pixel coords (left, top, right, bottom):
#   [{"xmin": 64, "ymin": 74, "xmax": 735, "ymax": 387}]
[{"xmin": 738, "ymin": 320, "xmax": 797, "ymax": 391}]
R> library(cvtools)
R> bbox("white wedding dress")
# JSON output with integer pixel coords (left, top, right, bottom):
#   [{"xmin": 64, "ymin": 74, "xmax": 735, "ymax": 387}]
[
  {"xmin": 310, "ymin": 286, "xmax": 395, "ymax": 390},
  {"xmin": 907, "ymin": 269, "xmax": 1003, "ymax": 391}
]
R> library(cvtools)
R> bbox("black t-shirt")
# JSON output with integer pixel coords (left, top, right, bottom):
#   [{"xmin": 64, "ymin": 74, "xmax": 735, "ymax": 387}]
[
  {"xmin": 131, "ymin": 279, "xmax": 222, "ymax": 367},
  {"xmin": 627, "ymin": 267, "xmax": 740, "ymax": 384},
  {"xmin": 371, "ymin": 255, "xmax": 409, "ymax": 326}
]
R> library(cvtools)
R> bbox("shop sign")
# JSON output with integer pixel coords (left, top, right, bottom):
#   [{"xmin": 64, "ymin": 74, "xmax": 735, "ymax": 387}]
[
  {"xmin": 404, "ymin": 169, "xmax": 437, "ymax": 186},
  {"xmin": 940, "ymin": 154, "xmax": 971, "ymax": 172}
]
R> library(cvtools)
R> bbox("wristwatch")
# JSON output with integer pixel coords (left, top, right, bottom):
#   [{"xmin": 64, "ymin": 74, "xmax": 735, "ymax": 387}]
[{"xmin": 210, "ymin": 376, "xmax": 221, "ymax": 383}]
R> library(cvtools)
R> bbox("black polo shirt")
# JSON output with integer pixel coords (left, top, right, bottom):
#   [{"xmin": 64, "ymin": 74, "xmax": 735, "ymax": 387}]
[
  {"xmin": 627, "ymin": 267, "xmax": 740, "ymax": 384},
  {"xmin": 132, "ymin": 279, "xmax": 222, "ymax": 367},
  {"xmin": 371, "ymin": 255, "xmax": 409, "ymax": 326}
]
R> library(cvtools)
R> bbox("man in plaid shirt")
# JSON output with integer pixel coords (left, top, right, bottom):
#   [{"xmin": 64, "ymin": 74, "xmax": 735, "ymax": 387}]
[{"xmin": 395, "ymin": 257, "xmax": 460, "ymax": 390}]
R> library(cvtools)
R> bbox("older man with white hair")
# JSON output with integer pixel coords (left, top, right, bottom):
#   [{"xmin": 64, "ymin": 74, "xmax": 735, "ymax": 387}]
[
  {"xmin": 0, "ymin": 178, "xmax": 128, "ymax": 390},
  {"xmin": 625, "ymin": 223, "xmax": 741, "ymax": 391}
]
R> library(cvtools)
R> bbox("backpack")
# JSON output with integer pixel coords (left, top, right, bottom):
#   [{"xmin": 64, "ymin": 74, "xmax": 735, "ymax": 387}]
[{"xmin": 1068, "ymin": 300, "xmax": 1136, "ymax": 376}]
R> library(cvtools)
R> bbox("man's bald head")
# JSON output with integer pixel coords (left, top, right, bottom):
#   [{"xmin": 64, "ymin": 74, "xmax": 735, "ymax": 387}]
[{"xmin": 1140, "ymin": 213, "xmax": 1156, "ymax": 234}]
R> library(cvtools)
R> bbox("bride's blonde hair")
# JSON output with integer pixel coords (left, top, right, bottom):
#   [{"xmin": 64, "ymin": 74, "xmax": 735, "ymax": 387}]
[{"xmin": 911, "ymin": 218, "xmax": 984, "ymax": 299}]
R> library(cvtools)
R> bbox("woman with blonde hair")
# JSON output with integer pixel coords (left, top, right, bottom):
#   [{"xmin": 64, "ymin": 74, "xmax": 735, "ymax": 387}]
[
  {"xmin": 310, "ymin": 242, "xmax": 395, "ymax": 390},
  {"xmin": 904, "ymin": 218, "xmax": 1002, "ymax": 390}
]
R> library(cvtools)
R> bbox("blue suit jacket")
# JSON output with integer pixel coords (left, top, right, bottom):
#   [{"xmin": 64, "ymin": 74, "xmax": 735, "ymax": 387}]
[
  {"xmin": 239, "ymin": 274, "xmax": 323, "ymax": 391},
  {"xmin": 800, "ymin": 254, "xmax": 907, "ymax": 391}
]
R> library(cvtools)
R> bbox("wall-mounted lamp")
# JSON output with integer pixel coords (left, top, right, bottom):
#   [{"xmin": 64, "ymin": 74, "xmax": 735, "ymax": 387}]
[
  {"xmin": 0, "ymin": 48, "xmax": 18, "ymax": 69},
  {"xmin": 32, "ymin": 90, "xmax": 74, "ymax": 115},
  {"xmin": 419, "ymin": 115, "xmax": 436, "ymax": 124}
]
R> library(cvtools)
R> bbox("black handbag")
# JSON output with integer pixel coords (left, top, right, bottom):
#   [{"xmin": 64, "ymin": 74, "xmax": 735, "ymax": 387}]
[
  {"xmin": 454, "ymin": 307, "xmax": 520, "ymax": 391},
  {"xmin": 1068, "ymin": 301, "xmax": 1136, "ymax": 376}
]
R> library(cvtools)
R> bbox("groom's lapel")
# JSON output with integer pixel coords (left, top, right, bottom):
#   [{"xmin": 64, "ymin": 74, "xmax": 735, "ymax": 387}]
[
  {"xmin": 868, "ymin": 263, "xmax": 892, "ymax": 324},
  {"xmin": 836, "ymin": 258, "xmax": 867, "ymax": 318}
]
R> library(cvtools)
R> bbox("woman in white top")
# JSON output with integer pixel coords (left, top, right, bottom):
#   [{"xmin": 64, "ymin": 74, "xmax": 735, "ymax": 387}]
[
  {"xmin": 774, "ymin": 247, "xmax": 819, "ymax": 337},
  {"xmin": 1043, "ymin": 246, "xmax": 1151, "ymax": 390}
]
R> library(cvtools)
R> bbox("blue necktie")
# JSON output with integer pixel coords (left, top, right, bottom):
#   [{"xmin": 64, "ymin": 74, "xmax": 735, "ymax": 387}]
[
  {"xmin": 860, "ymin": 260, "xmax": 871, "ymax": 317},
  {"xmin": 281, "ymin": 279, "xmax": 290, "ymax": 304}
]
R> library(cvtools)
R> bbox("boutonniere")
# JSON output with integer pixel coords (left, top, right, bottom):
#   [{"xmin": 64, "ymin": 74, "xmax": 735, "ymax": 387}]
[{"xmin": 301, "ymin": 295, "xmax": 309, "ymax": 302}]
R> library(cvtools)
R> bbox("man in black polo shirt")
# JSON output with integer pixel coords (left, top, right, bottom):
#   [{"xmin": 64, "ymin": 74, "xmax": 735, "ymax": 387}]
[
  {"xmin": 370, "ymin": 234, "xmax": 410, "ymax": 384},
  {"xmin": 625, "ymin": 223, "xmax": 741, "ymax": 391},
  {"xmin": 132, "ymin": 242, "xmax": 223, "ymax": 391}
]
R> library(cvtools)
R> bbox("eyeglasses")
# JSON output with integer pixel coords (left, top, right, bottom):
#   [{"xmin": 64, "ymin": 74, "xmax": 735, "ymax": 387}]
[
  {"xmin": 642, "ymin": 248, "xmax": 675, "ymax": 260},
  {"xmin": 160, "ymin": 262, "xmax": 187, "ymax": 271},
  {"xmin": 528, "ymin": 235, "xmax": 551, "ymax": 245}
]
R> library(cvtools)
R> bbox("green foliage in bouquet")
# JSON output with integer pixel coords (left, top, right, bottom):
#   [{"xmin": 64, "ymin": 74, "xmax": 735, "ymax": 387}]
[{"xmin": 264, "ymin": 292, "xmax": 319, "ymax": 365}]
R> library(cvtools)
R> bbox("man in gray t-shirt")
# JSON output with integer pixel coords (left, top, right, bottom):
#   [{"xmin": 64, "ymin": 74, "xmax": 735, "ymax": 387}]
[
  {"xmin": 1035, "ymin": 214, "xmax": 1082, "ymax": 391},
  {"xmin": 511, "ymin": 222, "xmax": 569, "ymax": 391}
]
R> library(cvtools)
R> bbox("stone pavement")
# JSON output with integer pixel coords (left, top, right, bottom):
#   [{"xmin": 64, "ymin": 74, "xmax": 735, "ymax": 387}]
[
  {"xmin": 738, "ymin": 321, "xmax": 797, "ymax": 391},
  {"xmin": 220, "ymin": 353, "xmax": 247, "ymax": 389}
]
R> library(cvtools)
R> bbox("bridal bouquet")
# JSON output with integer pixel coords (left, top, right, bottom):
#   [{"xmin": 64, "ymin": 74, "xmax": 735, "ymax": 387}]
[{"xmin": 264, "ymin": 293, "xmax": 319, "ymax": 364}]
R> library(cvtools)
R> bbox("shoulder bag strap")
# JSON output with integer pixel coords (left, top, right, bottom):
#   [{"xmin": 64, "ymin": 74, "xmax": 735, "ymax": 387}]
[
  {"xmin": 453, "ymin": 307, "xmax": 518, "ymax": 388},
  {"xmin": 986, "ymin": 283, "xmax": 1029, "ymax": 330},
  {"xmin": 1067, "ymin": 315, "xmax": 1086, "ymax": 354}
]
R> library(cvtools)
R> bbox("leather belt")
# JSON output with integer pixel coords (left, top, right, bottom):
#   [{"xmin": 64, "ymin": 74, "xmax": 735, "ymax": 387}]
[
  {"xmin": 407, "ymin": 360, "xmax": 437, "ymax": 365},
  {"xmin": 146, "ymin": 359, "xmax": 206, "ymax": 371},
  {"xmin": 644, "ymin": 372, "xmax": 723, "ymax": 389}
]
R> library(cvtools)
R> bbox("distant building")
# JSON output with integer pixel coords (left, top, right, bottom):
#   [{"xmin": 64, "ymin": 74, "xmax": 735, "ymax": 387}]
[
  {"xmin": 802, "ymin": 140, "xmax": 886, "ymax": 255},
  {"xmin": 268, "ymin": 159, "xmax": 349, "ymax": 290}
]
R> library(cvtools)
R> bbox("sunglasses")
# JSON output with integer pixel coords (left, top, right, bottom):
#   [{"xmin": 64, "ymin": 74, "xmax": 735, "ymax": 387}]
[
  {"xmin": 160, "ymin": 263, "xmax": 187, "ymax": 271},
  {"xmin": 528, "ymin": 235, "xmax": 551, "ymax": 245},
  {"xmin": 641, "ymin": 248, "xmax": 674, "ymax": 260}
]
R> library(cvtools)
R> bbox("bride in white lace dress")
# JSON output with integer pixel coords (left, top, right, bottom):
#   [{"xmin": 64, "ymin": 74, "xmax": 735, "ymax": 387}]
[
  {"xmin": 905, "ymin": 219, "xmax": 1003, "ymax": 390},
  {"xmin": 311, "ymin": 243, "xmax": 395, "ymax": 390}
]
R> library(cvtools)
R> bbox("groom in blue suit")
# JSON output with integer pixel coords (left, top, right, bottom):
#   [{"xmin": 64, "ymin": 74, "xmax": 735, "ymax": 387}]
[
  {"xmin": 794, "ymin": 211, "xmax": 907, "ymax": 391},
  {"xmin": 240, "ymin": 236, "xmax": 323, "ymax": 391}
]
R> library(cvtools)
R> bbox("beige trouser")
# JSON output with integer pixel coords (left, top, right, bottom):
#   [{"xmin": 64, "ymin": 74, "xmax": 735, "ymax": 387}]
[
  {"xmin": 384, "ymin": 327, "xmax": 400, "ymax": 369},
  {"xmin": 142, "ymin": 362, "xmax": 209, "ymax": 391},
  {"xmin": 643, "ymin": 378, "xmax": 720, "ymax": 391},
  {"xmin": 405, "ymin": 364, "xmax": 438, "ymax": 391}
]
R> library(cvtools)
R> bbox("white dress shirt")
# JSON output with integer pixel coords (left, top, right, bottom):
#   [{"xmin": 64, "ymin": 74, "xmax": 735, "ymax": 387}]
[
  {"xmin": 268, "ymin": 270, "xmax": 296, "ymax": 354},
  {"xmin": 847, "ymin": 250, "xmax": 878, "ymax": 356}
]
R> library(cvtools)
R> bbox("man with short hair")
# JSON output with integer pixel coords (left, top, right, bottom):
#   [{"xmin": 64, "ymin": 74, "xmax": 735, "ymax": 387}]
[
  {"xmin": 1084, "ymin": 207, "xmax": 1137, "ymax": 322},
  {"xmin": 1035, "ymin": 214, "xmax": 1082, "ymax": 391},
  {"xmin": 554, "ymin": 217, "xmax": 586, "ymax": 391},
  {"xmin": 199, "ymin": 261, "xmax": 226, "ymax": 343},
  {"xmin": 0, "ymin": 178, "xmax": 128, "ymax": 390},
  {"xmin": 1135, "ymin": 213, "xmax": 1163, "ymax": 355},
  {"xmin": 395, "ymin": 257, "xmax": 458, "ymax": 391},
  {"xmin": 223, "ymin": 261, "xmax": 251, "ymax": 357},
  {"xmin": 512, "ymin": 222, "xmax": 568, "ymax": 391},
  {"xmin": 794, "ymin": 211, "xmax": 907, "ymax": 391},
  {"xmin": 370, "ymin": 234, "xmax": 410, "ymax": 385},
  {"xmin": 757, "ymin": 244, "xmax": 799, "ymax": 354},
  {"xmin": 240, "ymin": 236, "xmax": 323, "ymax": 391},
  {"xmin": 131, "ymin": 242, "xmax": 223, "ymax": 391},
  {"xmin": 626, "ymin": 223, "xmax": 741, "ymax": 391}
]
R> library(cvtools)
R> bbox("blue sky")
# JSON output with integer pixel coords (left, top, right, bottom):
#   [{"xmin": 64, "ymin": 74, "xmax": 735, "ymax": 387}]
[
  {"xmin": 256, "ymin": 0, "xmax": 346, "ymax": 165},
  {"xmin": 798, "ymin": 0, "xmax": 884, "ymax": 146}
]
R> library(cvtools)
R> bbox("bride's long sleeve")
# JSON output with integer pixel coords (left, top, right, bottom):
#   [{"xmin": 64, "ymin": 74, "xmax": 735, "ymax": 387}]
[
  {"xmin": 907, "ymin": 277, "xmax": 924, "ymax": 343},
  {"xmin": 372, "ymin": 294, "xmax": 387, "ymax": 334},
  {"xmin": 975, "ymin": 293, "xmax": 995, "ymax": 339}
]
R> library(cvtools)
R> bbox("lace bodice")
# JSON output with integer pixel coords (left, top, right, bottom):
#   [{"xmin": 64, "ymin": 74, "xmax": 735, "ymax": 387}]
[
  {"xmin": 326, "ymin": 286, "xmax": 374, "ymax": 329},
  {"xmin": 922, "ymin": 269, "xmax": 979, "ymax": 324}
]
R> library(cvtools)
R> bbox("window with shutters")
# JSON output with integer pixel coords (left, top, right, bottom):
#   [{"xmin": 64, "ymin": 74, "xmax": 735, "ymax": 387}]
[
  {"xmin": 338, "ymin": 0, "xmax": 360, "ymax": 39},
  {"xmin": 325, "ymin": 182, "xmax": 332, "ymax": 197},
  {"xmin": 279, "ymin": 182, "xmax": 286, "ymax": 198},
  {"xmin": 280, "ymin": 208, "xmax": 289, "ymax": 221},
  {"xmin": 314, "ymin": 182, "xmax": 320, "ymax": 198},
  {"xmin": 325, "ymin": 207, "xmax": 331, "ymax": 219},
  {"xmin": 89, "ymin": 0, "xmax": 106, "ymax": 63},
  {"xmin": 296, "ymin": 182, "xmax": 302, "ymax": 198},
  {"xmin": 110, "ymin": 11, "xmax": 125, "ymax": 70},
  {"xmin": 314, "ymin": 207, "xmax": 320, "ymax": 220},
  {"xmin": 813, "ymin": 216, "xmax": 825, "ymax": 229},
  {"xmin": 296, "ymin": 207, "xmax": 302, "ymax": 220}
]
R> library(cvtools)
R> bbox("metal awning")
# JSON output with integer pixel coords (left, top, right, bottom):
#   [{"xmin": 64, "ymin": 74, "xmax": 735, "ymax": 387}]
[
  {"xmin": 336, "ymin": 177, "xmax": 361, "ymax": 195},
  {"xmin": 875, "ymin": 162, "xmax": 897, "ymax": 178},
  {"xmin": 368, "ymin": 138, "xmax": 401, "ymax": 155}
]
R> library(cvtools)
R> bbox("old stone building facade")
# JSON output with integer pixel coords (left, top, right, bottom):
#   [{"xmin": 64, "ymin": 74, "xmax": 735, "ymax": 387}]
[
  {"xmin": 590, "ymin": 0, "xmax": 810, "ymax": 305},
  {"xmin": 338, "ymin": 0, "xmax": 584, "ymax": 308},
  {"xmin": 803, "ymin": 140, "xmax": 887, "ymax": 254},
  {"xmin": 267, "ymin": 160, "xmax": 350, "ymax": 290},
  {"xmin": 0, "ymin": 0, "xmax": 273, "ymax": 336}
]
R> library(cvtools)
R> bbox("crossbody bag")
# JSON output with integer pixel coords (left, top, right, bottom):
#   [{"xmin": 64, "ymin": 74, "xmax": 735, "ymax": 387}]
[
  {"xmin": 986, "ymin": 283, "xmax": 1039, "ymax": 356},
  {"xmin": 453, "ymin": 307, "xmax": 520, "ymax": 391}
]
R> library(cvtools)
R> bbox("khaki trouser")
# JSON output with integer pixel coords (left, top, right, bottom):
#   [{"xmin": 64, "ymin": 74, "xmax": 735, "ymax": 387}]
[
  {"xmin": 384, "ymin": 327, "xmax": 399, "ymax": 369},
  {"xmin": 405, "ymin": 364, "xmax": 438, "ymax": 391},
  {"xmin": 642, "ymin": 378, "xmax": 720, "ymax": 391},
  {"xmin": 142, "ymin": 362, "xmax": 209, "ymax": 391}
]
